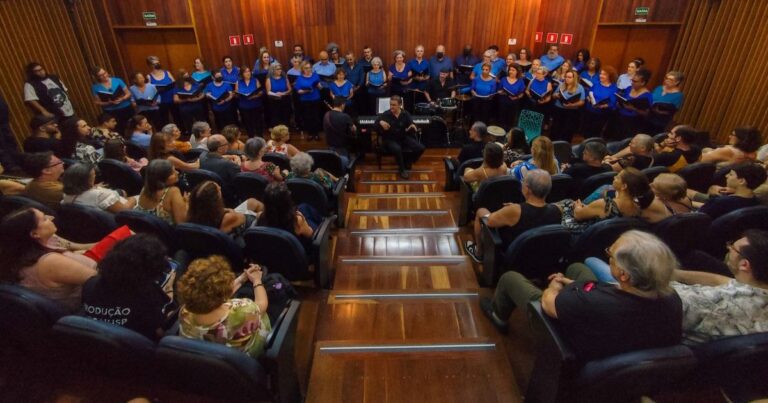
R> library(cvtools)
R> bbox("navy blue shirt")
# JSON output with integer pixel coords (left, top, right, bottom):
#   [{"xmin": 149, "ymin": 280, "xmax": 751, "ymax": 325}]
[
  {"xmin": 204, "ymin": 82, "xmax": 233, "ymax": 111},
  {"xmin": 294, "ymin": 73, "xmax": 321, "ymax": 102},
  {"xmin": 342, "ymin": 62, "xmax": 365, "ymax": 87},
  {"xmin": 236, "ymin": 78, "xmax": 263, "ymax": 109}
]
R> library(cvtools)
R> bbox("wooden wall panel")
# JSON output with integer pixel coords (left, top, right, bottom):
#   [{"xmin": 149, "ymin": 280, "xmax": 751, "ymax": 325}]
[
  {"xmin": 532, "ymin": 0, "xmax": 602, "ymax": 60},
  {"xmin": 116, "ymin": 29, "xmax": 199, "ymax": 77},
  {"xmin": 0, "ymin": 0, "xmax": 102, "ymax": 148},
  {"xmin": 106, "ymin": 0, "xmax": 191, "ymax": 26},
  {"xmin": 190, "ymin": 0, "xmax": 542, "ymax": 73},
  {"xmin": 670, "ymin": 0, "xmax": 768, "ymax": 144},
  {"xmin": 71, "ymin": 0, "xmax": 115, "ymax": 71},
  {"xmin": 600, "ymin": 0, "xmax": 688, "ymax": 23}
]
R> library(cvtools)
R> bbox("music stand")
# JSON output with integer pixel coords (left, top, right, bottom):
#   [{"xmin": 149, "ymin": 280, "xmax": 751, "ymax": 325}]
[{"xmin": 376, "ymin": 97, "xmax": 391, "ymax": 114}]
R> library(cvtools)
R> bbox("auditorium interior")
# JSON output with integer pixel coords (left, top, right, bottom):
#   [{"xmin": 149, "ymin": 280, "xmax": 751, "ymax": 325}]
[{"xmin": 1, "ymin": 0, "xmax": 768, "ymax": 402}]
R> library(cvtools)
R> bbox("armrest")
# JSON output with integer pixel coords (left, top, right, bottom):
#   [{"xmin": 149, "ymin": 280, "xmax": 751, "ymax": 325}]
[
  {"xmin": 346, "ymin": 155, "xmax": 360, "ymax": 193},
  {"xmin": 312, "ymin": 215, "xmax": 335, "ymax": 288},
  {"xmin": 525, "ymin": 301, "xmax": 577, "ymax": 403},
  {"xmin": 457, "ymin": 179, "xmax": 474, "ymax": 226},
  {"xmin": 479, "ymin": 216, "xmax": 503, "ymax": 286},
  {"xmin": 261, "ymin": 300, "xmax": 301, "ymax": 403},
  {"xmin": 444, "ymin": 157, "xmax": 457, "ymax": 191},
  {"xmin": 333, "ymin": 176, "xmax": 347, "ymax": 228}
]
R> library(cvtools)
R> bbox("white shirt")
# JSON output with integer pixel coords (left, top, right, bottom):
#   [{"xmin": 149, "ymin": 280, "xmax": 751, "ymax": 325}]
[
  {"xmin": 24, "ymin": 78, "xmax": 74, "ymax": 117},
  {"xmin": 62, "ymin": 187, "xmax": 126, "ymax": 211}
]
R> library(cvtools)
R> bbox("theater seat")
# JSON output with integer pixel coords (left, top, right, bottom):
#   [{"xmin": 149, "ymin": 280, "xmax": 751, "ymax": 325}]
[
  {"xmin": 547, "ymin": 174, "xmax": 573, "ymax": 203},
  {"xmin": 525, "ymin": 301, "xmax": 697, "ymax": 403},
  {"xmin": 574, "ymin": 171, "xmax": 616, "ymax": 201},
  {"xmin": 233, "ymin": 172, "xmax": 269, "ymax": 203},
  {"xmin": 0, "ymin": 284, "xmax": 65, "ymax": 358},
  {"xmin": 0, "ymin": 195, "xmax": 56, "ymax": 219},
  {"xmin": 175, "ymin": 223, "xmax": 244, "ymax": 270},
  {"xmin": 570, "ymin": 217, "xmax": 649, "ymax": 263},
  {"xmin": 308, "ymin": 149, "xmax": 359, "ymax": 193},
  {"xmin": 553, "ymin": 141, "xmax": 573, "ymax": 165},
  {"xmin": 97, "ymin": 159, "xmax": 143, "ymax": 196},
  {"xmin": 480, "ymin": 222, "xmax": 572, "ymax": 286},
  {"xmin": 263, "ymin": 152, "xmax": 290, "ymax": 172},
  {"xmin": 286, "ymin": 177, "xmax": 346, "ymax": 228},
  {"xmin": 641, "ymin": 166, "xmax": 669, "ymax": 182},
  {"xmin": 706, "ymin": 205, "xmax": 768, "ymax": 259},
  {"xmin": 56, "ymin": 204, "xmax": 118, "ymax": 243},
  {"xmin": 185, "ymin": 168, "xmax": 236, "ymax": 207},
  {"xmin": 125, "ymin": 142, "xmax": 147, "ymax": 160},
  {"xmin": 183, "ymin": 148, "xmax": 205, "ymax": 162},
  {"xmin": 458, "ymin": 175, "xmax": 524, "ymax": 226},
  {"xmin": 51, "ymin": 315, "xmax": 156, "ymax": 379},
  {"xmin": 652, "ymin": 212, "xmax": 711, "ymax": 260},
  {"xmin": 156, "ymin": 300, "xmax": 301, "ymax": 403},
  {"xmin": 115, "ymin": 210, "xmax": 177, "ymax": 252},
  {"xmin": 606, "ymin": 138, "xmax": 631, "ymax": 155},
  {"xmin": 243, "ymin": 217, "xmax": 333, "ymax": 288},
  {"xmin": 691, "ymin": 332, "xmax": 768, "ymax": 402},
  {"xmin": 571, "ymin": 137, "xmax": 606, "ymax": 161},
  {"xmin": 677, "ymin": 162, "xmax": 716, "ymax": 193}
]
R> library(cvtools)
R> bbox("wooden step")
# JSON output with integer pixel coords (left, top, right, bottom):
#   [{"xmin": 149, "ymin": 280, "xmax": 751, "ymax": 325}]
[
  {"xmin": 307, "ymin": 338, "xmax": 521, "ymax": 403},
  {"xmin": 347, "ymin": 194, "xmax": 449, "ymax": 211},
  {"xmin": 334, "ymin": 232, "xmax": 461, "ymax": 257},
  {"xmin": 356, "ymin": 181, "xmax": 440, "ymax": 193},
  {"xmin": 347, "ymin": 209, "xmax": 455, "ymax": 230},
  {"xmin": 334, "ymin": 256, "xmax": 476, "ymax": 290},
  {"xmin": 359, "ymin": 170, "xmax": 437, "ymax": 182}
]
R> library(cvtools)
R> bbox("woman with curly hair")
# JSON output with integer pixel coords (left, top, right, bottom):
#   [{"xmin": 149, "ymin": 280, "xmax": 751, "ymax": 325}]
[
  {"xmin": 701, "ymin": 126, "xmax": 763, "ymax": 166},
  {"xmin": 177, "ymin": 256, "xmax": 270, "ymax": 357}
]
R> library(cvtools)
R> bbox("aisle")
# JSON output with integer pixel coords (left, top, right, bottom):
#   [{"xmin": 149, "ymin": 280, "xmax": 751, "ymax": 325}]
[{"xmin": 304, "ymin": 152, "xmax": 522, "ymax": 403}]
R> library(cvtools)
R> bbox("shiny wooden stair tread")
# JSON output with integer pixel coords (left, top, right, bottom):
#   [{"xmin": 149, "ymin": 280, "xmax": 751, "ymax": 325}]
[
  {"xmin": 347, "ymin": 209, "xmax": 456, "ymax": 230},
  {"xmin": 334, "ymin": 256, "xmax": 475, "ymax": 290}
]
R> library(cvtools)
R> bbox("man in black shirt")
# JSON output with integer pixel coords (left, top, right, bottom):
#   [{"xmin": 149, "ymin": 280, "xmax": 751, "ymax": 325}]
[
  {"xmin": 374, "ymin": 95, "xmax": 425, "ymax": 178},
  {"xmin": 481, "ymin": 230, "xmax": 682, "ymax": 361},
  {"xmin": 323, "ymin": 96, "xmax": 356, "ymax": 166},
  {"xmin": 23, "ymin": 114, "xmax": 61, "ymax": 154},
  {"xmin": 604, "ymin": 133, "xmax": 655, "ymax": 171},
  {"xmin": 200, "ymin": 134, "xmax": 240, "ymax": 204},
  {"xmin": 563, "ymin": 141, "xmax": 611, "ymax": 188},
  {"xmin": 457, "ymin": 121, "xmax": 488, "ymax": 164},
  {"xmin": 652, "ymin": 125, "xmax": 702, "ymax": 171},
  {"xmin": 425, "ymin": 68, "xmax": 456, "ymax": 103}
]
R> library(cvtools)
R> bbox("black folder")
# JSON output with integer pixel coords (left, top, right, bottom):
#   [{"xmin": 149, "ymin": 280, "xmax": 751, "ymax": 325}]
[
  {"xmin": 97, "ymin": 86, "xmax": 124, "ymax": 102},
  {"xmin": 207, "ymin": 91, "xmax": 230, "ymax": 103},
  {"xmin": 176, "ymin": 86, "xmax": 203, "ymax": 99}
]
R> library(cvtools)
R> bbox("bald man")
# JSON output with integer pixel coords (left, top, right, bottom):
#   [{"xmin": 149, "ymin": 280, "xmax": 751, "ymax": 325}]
[
  {"xmin": 312, "ymin": 50, "xmax": 336, "ymax": 79},
  {"xmin": 429, "ymin": 44, "xmax": 453, "ymax": 78},
  {"xmin": 200, "ymin": 134, "xmax": 240, "ymax": 200}
]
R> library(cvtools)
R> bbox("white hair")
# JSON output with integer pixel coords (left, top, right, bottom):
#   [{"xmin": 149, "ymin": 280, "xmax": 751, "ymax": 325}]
[{"xmin": 613, "ymin": 230, "xmax": 677, "ymax": 295}]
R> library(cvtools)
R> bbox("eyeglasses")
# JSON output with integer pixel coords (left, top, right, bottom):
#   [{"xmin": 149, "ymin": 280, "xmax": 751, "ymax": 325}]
[
  {"xmin": 47, "ymin": 160, "xmax": 63, "ymax": 168},
  {"xmin": 726, "ymin": 241, "xmax": 743, "ymax": 257}
]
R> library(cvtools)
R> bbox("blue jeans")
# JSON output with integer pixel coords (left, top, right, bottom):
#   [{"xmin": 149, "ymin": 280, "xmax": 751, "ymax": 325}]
[{"xmin": 584, "ymin": 257, "xmax": 618, "ymax": 284}]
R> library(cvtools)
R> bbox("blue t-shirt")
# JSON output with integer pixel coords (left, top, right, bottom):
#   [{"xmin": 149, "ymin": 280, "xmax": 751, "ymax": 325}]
[
  {"xmin": 204, "ymin": 82, "xmax": 233, "ymax": 111},
  {"xmin": 367, "ymin": 70, "xmax": 387, "ymax": 95},
  {"xmin": 389, "ymin": 64, "xmax": 411, "ymax": 92},
  {"xmin": 92, "ymin": 78, "xmax": 131, "ymax": 111},
  {"xmin": 471, "ymin": 77, "xmax": 498, "ymax": 97},
  {"xmin": 130, "ymin": 84, "xmax": 159, "ymax": 113},
  {"xmin": 554, "ymin": 84, "xmax": 586, "ymax": 108},
  {"xmin": 651, "ymin": 86, "xmax": 684, "ymax": 109},
  {"xmin": 130, "ymin": 132, "xmax": 151, "ymax": 148},
  {"xmin": 540, "ymin": 55, "xmax": 565, "ymax": 72},
  {"xmin": 236, "ymin": 79, "xmax": 263, "ymax": 109},
  {"xmin": 500, "ymin": 77, "xmax": 525, "ymax": 97},
  {"xmin": 586, "ymin": 82, "xmax": 617, "ymax": 114},
  {"xmin": 407, "ymin": 59, "xmax": 430, "ymax": 90},
  {"xmin": 618, "ymin": 88, "xmax": 653, "ymax": 117},
  {"xmin": 491, "ymin": 58, "xmax": 506, "ymax": 75},
  {"xmin": 220, "ymin": 67, "xmax": 240, "ymax": 85},
  {"xmin": 177, "ymin": 83, "xmax": 204, "ymax": 113},
  {"xmin": 294, "ymin": 73, "xmax": 321, "ymax": 102},
  {"xmin": 268, "ymin": 76, "xmax": 288, "ymax": 93},
  {"xmin": 579, "ymin": 71, "xmax": 599, "ymax": 89},
  {"xmin": 528, "ymin": 78, "xmax": 551, "ymax": 99},
  {"xmin": 330, "ymin": 80, "xmax": 353, "ymax": 105},
  {"xmin": 429, "ymin": 55, "xmax": 453, "ymax": 78},
  {"xmin": 148, "ymin": 71, "xmax": 175, "ymax": 104}
]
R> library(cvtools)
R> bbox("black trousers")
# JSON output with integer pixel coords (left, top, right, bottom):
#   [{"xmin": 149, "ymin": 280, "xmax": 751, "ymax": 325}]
[
  {"xmin": 213, "ymin": 106, "xmax": 238, "ymax": 131},
  {"xmin": 299, "ymin": 100, "xmax": 324, "ymax": 135},
  {"xmin": 383, "ymin": 136, "xmax": 425, "ymax": 171},
  {"xmin": 179, "ymin": 105, "xmax": 208, "ymax": 136},
  {"xmin": 472, "ymin": 96, "xmax": 495, "ymax": 125},
  {"xmin": 268, "ymin": 96, "xmax": 292, "ymax": 127},
  {"xmin": 497, "ymin": 96, "xmax": 522, "ymax": 130},
  {"xmin": 239, "ymin": 106, "xmax": 265, "ymax": 137},
  {"xmin": 550, "ymin": 106, "xmax": 581, "ymax": 143},
  {"xmin": 581, "ymin": 110, "xmax": 612, "ymax": 138},
  {"xmin": 157, "ymin": 102, "xmax": 174, "ymax": 129}
]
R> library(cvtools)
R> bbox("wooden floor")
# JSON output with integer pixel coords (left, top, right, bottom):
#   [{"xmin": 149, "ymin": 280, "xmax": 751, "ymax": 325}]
[{"xmin": 300, "ymin": 149, "xmax": 524, "ymax": 403}]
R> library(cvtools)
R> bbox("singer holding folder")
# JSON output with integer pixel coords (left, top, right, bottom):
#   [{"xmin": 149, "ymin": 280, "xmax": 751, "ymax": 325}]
[
  {"xmin": 236, "ymin": 66, "xmax": 265, "ymax": 138},
  {"xmin": 471, "ymin": 63, "xmax": 498, "ymax": 125},
  {"xmin": 174, "ymin": 71, "xmax": 207, "ymax": 136},
  {"xmin": 295, "ymin": 61, "xmax": 324, "ymax": 141},
  {"xmin": 581, "ymin": 66, "xmax": 618, "ymax": 138},
  {"xmin": 388, "ymin": 50, "xmax": 412, "ymax": 97},
  {"xmin": 204, "ymin": 71, "xmax": 237, "ymax": 130},
  {"xmin": 497, "ymin": 64, "xmax": 525, "ymax": 129},
  {"xmin": 525, "ymin": 66, "xmax": 553, "ymax": 122},
  {"xmin": 91, "ymin": 66, "xmax": 133, "ymax": 136},
  {"xmin": 129, "ymin": 72, "xmax": 159, "ymax": 129},
  {"xmin": 616, "ymin": 68, "xmax": 652, "ymax": 140},
  {"xmin": 551, "ymin": 70, "xmax": 586, "ymax": 143},
  {"xmin": 147, "ymin": 56, "xmax": 176, "ymax": 129},
  {"xmin": 647, "ymin": 71, "xmax": 685, "ymax": 134}
]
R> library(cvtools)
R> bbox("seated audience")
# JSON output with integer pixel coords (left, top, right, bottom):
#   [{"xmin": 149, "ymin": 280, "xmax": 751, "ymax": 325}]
[
  {"xmin": 177, "ymin": 256, "xmax": 270, "ymax": 357},
  {"xmin": 481, "ymin": 230, "xmax": 682, "ymax": 361},
  {"xmin": 604, "ymin": 133, "xmax": 655, "ymax": 171},
  {"xmin": 61, "ymin": 163, "xmax": 136, "ymax": 213},
  {"xmin": 562, "ymin": 141, "xmax": 610, "ymax": 189},
  {"xmin": 22, "ymin": 151, "xmax": 64, "ymax": 211},
  {"xmin": 133, "ymin": 159, "xmax": 187, "ymax": 225},
  {"xmin": 103, "ymin": 138, "xmax": 147, "ymax": 172},
  {"xmin": 189, "ymin": 121, "xmax": 212, "ymax": 150},
  {"xmin": 89, "ymin": 112, "xmax": 120, "ymax": 148},
  {"xmin": 221, "ymin": 124, "xmax": 245, "ymax": 154},
  {"xmin": 286, "ymin": 152, "xmax": 337, "ymax": 191},
  {"xmin": 266, "ymin": 124, "xmax": 299, "ymax": 157},
  {"xmin": 461, "ymin": 142, "xmax": 507, "ymax": 192},
  {"xmin": 241, "ymin": 137, "xmax": 283, "ymax": 182},
  {"xmin": 147, "ymin": 131, "xmax": 199, "ymax": 172},
  {"xmin": 59, "ymin": 117, "xmax": 101, "ymax": 165},
  {"xmin": 501, "ymin": 127, "xmax": 530, "ymax": 166},
  {"xmin": 464, "ymin": 169, "xmax": 561, "ymax": 262},
  {"xmin": 258, "ymin": 182, "xmax": 320, "ymax": 251},
  {"xmin": 651, "ymin": 173, "xmax": 694, "ymax": 215},
  {"xmin": 0, "ymin": 162, "xmax": 25, "ymax": 196},
  {"xmin": 81, "ymin": 234, "xmax": 173, "ymax": 340},
  {"xmin": 697, "ymin": 163, "xmax": 766, "ymax": 219},
  {"xmin": 671, "ymin": 230, "xmax": 768, "ymax": 344},
  {"xmin": 652, "ymin": 125, "xmax": 701, "ymax": 172},
  {"xmin": 165, "ymin": 123, "xmax": 192, "ymax": 154},
  {"xmin": 509, "ymin": 136, "xmax": 560, "ymax": 180},
  {"xmin": 0, "ymin": 208, "xmax": 130, "ymax": 312},
  {"xmin": 24, "ymin": 114, "xmax": 61, "ymax": 154},
  {"xmin": 701, "ymin": 126, "xmax": 762, "ymax": 166},
  {"xmin": 124, "ymin": 114, "xmax": 153, "ymax": 148},
  {"xmin": 560, "ymin": 167, "xmax": 670, "ymax": 231},
  {"xmin": 187, "ymin": 180, "xmax": 261, "ymax": 240},
  {"xmin": 200, "ymin": 134, "xmax": 241, "ymax": 200},
  {"xmin": 457, "ymin": 121, "xmax": 488, "ymax": 164}
]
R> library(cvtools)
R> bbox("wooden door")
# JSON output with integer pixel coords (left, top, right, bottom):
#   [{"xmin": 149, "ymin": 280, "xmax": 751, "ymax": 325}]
[
  {"xmin": 114, "ymin": 28, "xmax": 199, "ymax": 79},
  {"xmin": 592, "ymin": 25, "xmax": 680, "ymax": 89}
]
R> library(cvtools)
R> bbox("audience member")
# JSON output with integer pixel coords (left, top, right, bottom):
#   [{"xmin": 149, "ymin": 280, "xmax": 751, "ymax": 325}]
[
  {"xmin": 22, "ymin": 151, "xmax": 64, "ymax": 211},
  {"xmin": 133, "ymin": 159, "xmax": 187, "ymax": 225},
  {"xmin": 604, "ymin": 133, "xmax": 655, "ymax": 171},
  {"xmin": 286, "ymin": 152, "xmax": 337, "ymax": 191},
  {"xmin": 147, "ymin": 131, "xmax": 199, "ymax": 172},
  {"xmin": 510, "ymin": 136, "xmax": 560, "ymax": 180},
  {"xmin": 23, "ymin": 62, "xmax": 74, "ymax": 119},
  {"xmin": 61, "ymin": 163, "xmax": 136, "ymax": 213},
  {"xmin": 89, "ymin": 112, "xmax": 120, "ymax": 148},
  {"xmin": 241, "ymin": 137, "xmax": 283, "ymax": 182},
  {"xmin": 701, "ymin": 126, "xmax": 762, "ymax": 166},
  {"xmin": 562, "ymin": 141, "xmax": 610, "ymax": 188},
  {"xmin": 461, "ymin": 142, "xmax": 507, "ymax": 192},
  {"xmin": 258, "ymin": 182, "xmax": 320, "ymax": 251},
  {"xmin": 464, "ymin": 169, "xmax": 561, "ymax": 262},
  {"xmin": 187, "ymin": 180, "xmax": 261, "ymax": 240},
  {"xmin": 200, "ymin": 134, "xmax": 240, "ymax": 200},
  {"xmin": 24, "ymin": 114, "xmax": 61, "ymax": 154},
  {"xmin": 0, "ymin": 162, "xmax": 26, "ymax": 196},
  {"xmin": 189, "ymin": 121, "xmax": 212, "ymax": 150},
  {"xmin": 59, "ymin": 117, "xmax": 101, "ymax": 164},
  {"xmin": 697, "ymin": 163, "xmax": 766, "ymax": 219},
  {"xmin": 481, "ymin": 230, "xmax": 682, "ymax": 362},
  {"xmin": 177, "ymin": 256, "xmax": 270, "ymax": 357},
  {"xmin": 457, "ymin": 121, "xmax": 488, "ymax": 164},
  {"xmin": 81, "ymin": 234, "xmax": 174, "ymax": 340},
  {"xmin": 221, "ymin": 124, "xmax": 245, "ymax": 154},
  {"xmin": 124, "ymin": 114, "xmax": 153, "ymax": 148},
  {"xmin": 103, "ymin": 138, "xmax": 147, "ymax": 172},
  {"xmin": 653, "ymin": 125, "xmax": 701, "ymax": 172},
  {"xmin": 266, "ymin": 124, "xmax": 299, "ymax": 157},
  {"xmin": 651, "ymin": 173, "xmax": 693, "ymax": 215}
]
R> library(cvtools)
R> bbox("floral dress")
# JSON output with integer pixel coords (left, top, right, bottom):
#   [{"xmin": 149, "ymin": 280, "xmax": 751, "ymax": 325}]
[{"xmin": 179, "ymin": 298, "xmax": 271, "ymax": 357}]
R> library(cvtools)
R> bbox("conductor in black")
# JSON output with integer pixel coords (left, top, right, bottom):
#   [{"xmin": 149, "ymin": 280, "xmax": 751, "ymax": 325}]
[{"xmin": 374, "ymin": 95, "xmax": 425, "ymax": 178}]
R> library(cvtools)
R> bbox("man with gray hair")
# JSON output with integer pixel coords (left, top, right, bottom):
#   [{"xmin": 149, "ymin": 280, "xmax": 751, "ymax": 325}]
[
  {"xmin": 464, "ymin": 169, "xmax": 561, "ymax": 262},
  {"xmin": 190, "ymin": 121, "xmax": 211, "ymax": 150},
  {"xmin": 481, "ymin": 230, "xmax": 682, "ymax": 361},
  {"xmin": 457, "ymin": 121, "xmax": 488, "ymax": 164},
  {"xmin": 604, "ymin": 133, "xmax": 655, "ymax": 171}
]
